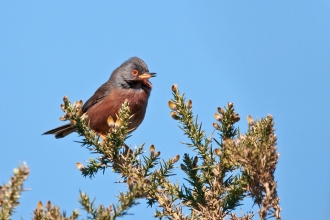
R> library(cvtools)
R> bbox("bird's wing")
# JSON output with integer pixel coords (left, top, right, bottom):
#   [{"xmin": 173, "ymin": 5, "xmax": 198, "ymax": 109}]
[{"xmin": 81, "ymin": 82, "xmax": 112, "ymax": 113}]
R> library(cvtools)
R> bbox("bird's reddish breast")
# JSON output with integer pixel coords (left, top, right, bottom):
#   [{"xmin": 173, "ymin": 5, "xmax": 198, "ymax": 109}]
[{"xmin": 86, "ymin": 87, "xmax": 150, "ymax": 134}]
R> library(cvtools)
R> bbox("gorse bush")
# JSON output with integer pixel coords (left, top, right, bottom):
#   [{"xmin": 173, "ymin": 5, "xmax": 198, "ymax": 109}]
[{"xmin": 0, "ymin": 85, "xmax": 281, "ymax": 220}]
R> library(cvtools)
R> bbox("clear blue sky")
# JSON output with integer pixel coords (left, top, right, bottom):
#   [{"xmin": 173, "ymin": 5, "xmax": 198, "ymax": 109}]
[{"xmin": 1, "ymin": 1, "xmax": 329, "ymax": 219}]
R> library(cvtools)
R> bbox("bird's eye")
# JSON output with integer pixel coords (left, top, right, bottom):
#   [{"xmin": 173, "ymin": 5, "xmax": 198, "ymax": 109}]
[{"xmin": 131, "ymin": 70, "xmax": 138, "ymax": 76}]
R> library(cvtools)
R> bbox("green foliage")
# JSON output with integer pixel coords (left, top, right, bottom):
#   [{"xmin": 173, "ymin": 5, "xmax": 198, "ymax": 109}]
[
  {"xmin": 1, "ymin": 85, "xmax": 281, "ymax": 220},
  {"xmin": 79, "ymin": 190, "xmax": 138, "ymax": 220}
]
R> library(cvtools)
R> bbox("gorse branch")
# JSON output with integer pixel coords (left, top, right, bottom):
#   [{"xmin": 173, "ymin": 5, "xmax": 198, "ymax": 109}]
[
  {"xmin": 3, "ymin": 84, "xmax": 281, "ymax": 220},
  {"xmin": 33, "ymin": 201, "xmax": 79, "ymax": 220},
  {"xmin": 59, "ymin": 96, "xmax": 183, "ymax": 219},
  {"xmin": 79, "ymin": 190, "xmax": 138, "ymax": 220},
  {"xmin": 60, "ymin": 97, "xmax": 133, "ymax": 177},
  {"xmin": 168, "ymin": 85, "xmax": 281, "ymax": 220},
  {"xmin": 0, "ymin": 163, "xmax": 29, "ymax": 219},
  {"xmin": 51, "ymin": 85, "xmax": 281, "ymax": 219}
]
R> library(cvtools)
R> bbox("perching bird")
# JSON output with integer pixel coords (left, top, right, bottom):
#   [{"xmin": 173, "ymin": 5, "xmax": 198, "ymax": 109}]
[{"xmin": 43, "ymin": 57, "xmax": 156, "ymax": 138}]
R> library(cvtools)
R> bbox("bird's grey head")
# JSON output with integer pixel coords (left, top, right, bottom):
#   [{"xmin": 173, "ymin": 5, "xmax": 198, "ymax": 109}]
[{"xmin": 110, "ymin": 57, "xmax": 156, "ymax": 91}]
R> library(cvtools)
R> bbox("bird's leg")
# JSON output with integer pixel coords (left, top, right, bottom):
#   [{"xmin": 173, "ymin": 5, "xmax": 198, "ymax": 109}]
[
  {"xmin": 94, "ymin": 131, "xmax": 106, "ymax": 141},
  {"xmin": 95, "ymin": 128, "xmax": 132, "ymax": 155},
  {"xmin": 123, "ymin": 143, "xmax": 133, "ymax": 155},
  {"xmin": 97, "ymin": 132, "xmax": 128, "ymax": 153},
  {"xmin": 99, "ymin": 134, "xmax": 106, "ymax": 140}
]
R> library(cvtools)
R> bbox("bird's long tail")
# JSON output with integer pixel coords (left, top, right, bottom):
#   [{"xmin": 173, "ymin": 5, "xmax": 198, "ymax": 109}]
[{"xmin": 43, "ymin": 124, "xmax": 76, "ymax": 139}]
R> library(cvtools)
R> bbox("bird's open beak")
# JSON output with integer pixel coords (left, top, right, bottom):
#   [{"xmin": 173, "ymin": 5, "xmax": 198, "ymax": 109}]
[{"xmin": 138, "ymin": 72, "xmax": 156, "ymax": 79}]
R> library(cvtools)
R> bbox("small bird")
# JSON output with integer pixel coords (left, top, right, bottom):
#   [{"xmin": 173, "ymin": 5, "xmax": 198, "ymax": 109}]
[{"xmin": 43, "ymin": 57, "xmax": 156, "ymax": 138}]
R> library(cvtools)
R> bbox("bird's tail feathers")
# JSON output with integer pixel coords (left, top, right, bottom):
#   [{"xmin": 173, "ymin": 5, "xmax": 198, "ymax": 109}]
[{"xmin": 43, "ymin": 124, "xmax": 75, "ymax": 139}]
